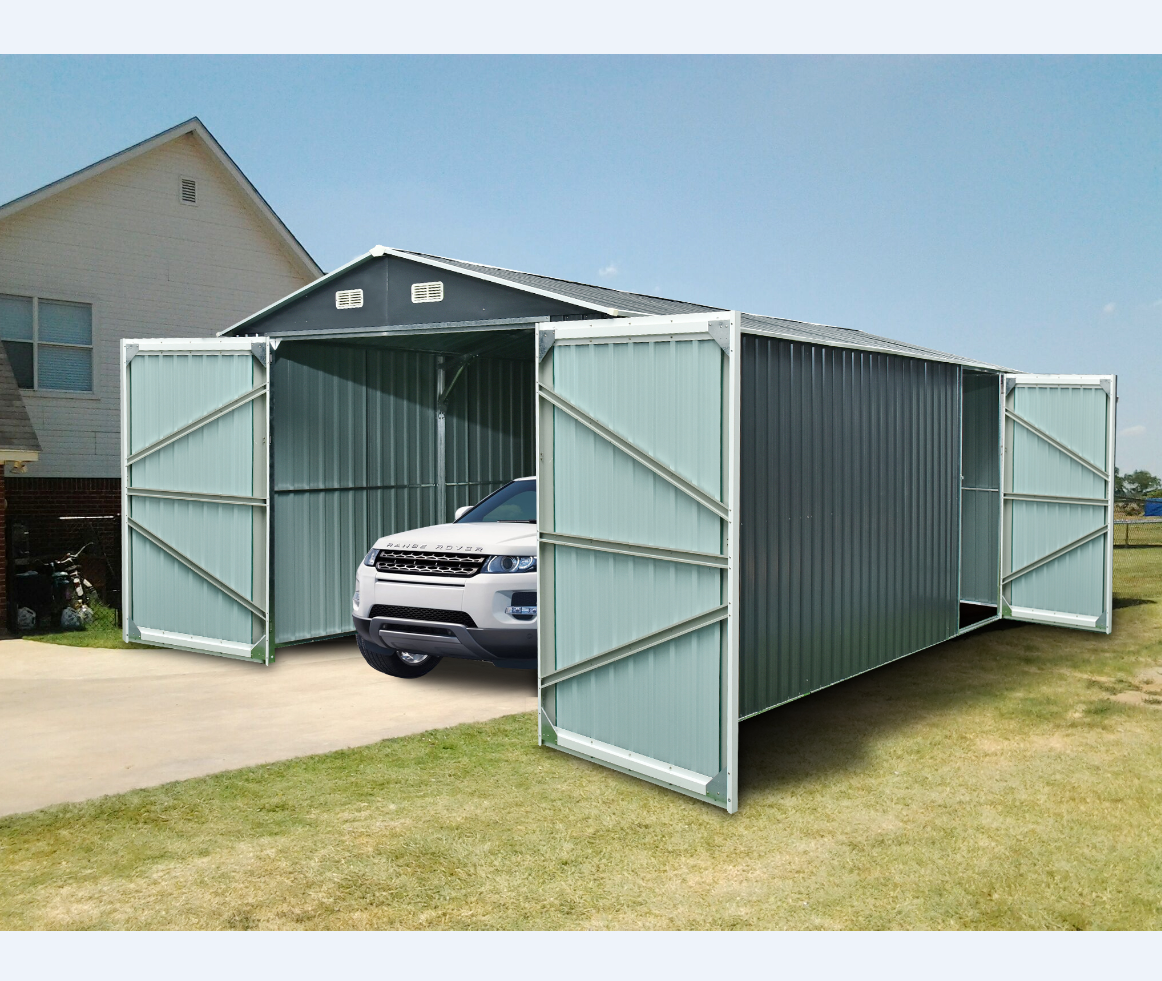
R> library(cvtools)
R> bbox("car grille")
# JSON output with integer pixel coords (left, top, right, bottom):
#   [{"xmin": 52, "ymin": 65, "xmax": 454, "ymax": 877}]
[
  {"xmin": 374, "ymin": 549, "xmax": 487, "ymax": 578},
  {"xmin": 370, "ymin": 604, "xmax": 478, "ymax": 628}
]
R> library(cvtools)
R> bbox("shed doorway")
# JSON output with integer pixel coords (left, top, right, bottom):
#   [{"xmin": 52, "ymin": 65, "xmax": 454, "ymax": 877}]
[
  {"xmin": 959, "ymin": 370, "xmax": 1002, "ymax": 631},
  {"xmin": 270, "ymin": 327, "xmax": 536, "ymax": 647}
]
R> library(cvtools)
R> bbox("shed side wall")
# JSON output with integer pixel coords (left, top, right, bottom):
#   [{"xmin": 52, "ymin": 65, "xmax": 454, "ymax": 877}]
[{"xmin": 738, "ymin": 336, "xmax": 961, "ymax": 718}]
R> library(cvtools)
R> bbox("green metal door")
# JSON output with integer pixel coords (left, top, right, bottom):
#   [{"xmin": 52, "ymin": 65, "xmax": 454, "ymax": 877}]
[
  {"xmin": 121, "ymin": 338, "xmax": 271, "ymax": 661},
  {"xmin": 536, "ymin": 314, "xmax": 740, "ymax": 812},
  {"xmin": 1002, "ymin": 374, "xmax": 1116, "ymax": 632}
]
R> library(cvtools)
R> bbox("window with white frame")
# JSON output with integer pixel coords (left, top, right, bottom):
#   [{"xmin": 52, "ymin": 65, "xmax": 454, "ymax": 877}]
[{"xmin": 0, "ymin": 293, "xmax": 93, "ymax": 392}]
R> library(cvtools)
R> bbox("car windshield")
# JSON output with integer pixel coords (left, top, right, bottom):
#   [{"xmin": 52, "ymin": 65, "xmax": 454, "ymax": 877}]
[{"xmin": 457, "ymin": 479, "xmax": 536, "ymax": 523}]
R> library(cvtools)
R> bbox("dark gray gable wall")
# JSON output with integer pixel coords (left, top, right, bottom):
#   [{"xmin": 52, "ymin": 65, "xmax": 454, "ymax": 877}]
[{"xmin": 233, "ymin": 255, "xmax": 598, "ymax": 335}]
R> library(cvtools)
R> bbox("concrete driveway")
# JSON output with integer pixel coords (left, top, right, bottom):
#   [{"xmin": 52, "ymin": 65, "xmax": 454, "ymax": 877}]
[{"xmin": 0, "ymin": 637, "xmax": 536, "ymax": 817}]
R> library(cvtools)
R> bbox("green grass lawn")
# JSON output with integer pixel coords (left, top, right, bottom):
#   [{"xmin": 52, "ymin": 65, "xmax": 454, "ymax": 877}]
[{"xmin": 2, "ymin": 549, "xmax": 1161, "ymax": 930}]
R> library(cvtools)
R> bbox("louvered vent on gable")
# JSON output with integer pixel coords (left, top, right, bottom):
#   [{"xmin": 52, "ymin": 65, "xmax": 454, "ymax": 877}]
[
  {"xmin": 180, "ymin": 177, "xmax": 197, "ymax": 205},
  {"xmin": 411, "ymin": 281, "xmax": 444, "ymax": 303},
  {"xmin": 335, "ymin": 289, "xmax": 364, "ymax": 309}
]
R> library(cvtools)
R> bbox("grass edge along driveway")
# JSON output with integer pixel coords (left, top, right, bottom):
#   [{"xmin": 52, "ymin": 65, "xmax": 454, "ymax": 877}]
[{"xmin": 2, "ymin": 549, "xmax": 1161, "ymax": 930}]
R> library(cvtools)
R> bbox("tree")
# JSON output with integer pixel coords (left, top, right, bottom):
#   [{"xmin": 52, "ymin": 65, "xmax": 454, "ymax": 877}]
[{"xmin": 1115, "ymin": 467, "xmax": 1162, "ymax": 499}]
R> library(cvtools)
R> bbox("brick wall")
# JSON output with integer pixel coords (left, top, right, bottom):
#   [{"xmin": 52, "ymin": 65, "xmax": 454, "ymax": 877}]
[
  {"xmin": 0, "ymin": 473, "xmax": 6, "ymax": 628},
  {"xmin": 4, "ymin": 476, "xmax": 121, "ymax": 627}
]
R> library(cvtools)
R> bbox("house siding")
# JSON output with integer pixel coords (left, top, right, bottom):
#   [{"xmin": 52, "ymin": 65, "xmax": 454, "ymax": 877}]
[{"xmin": 0, "ymin": 132, "xmax": 313, "ymax": 478}]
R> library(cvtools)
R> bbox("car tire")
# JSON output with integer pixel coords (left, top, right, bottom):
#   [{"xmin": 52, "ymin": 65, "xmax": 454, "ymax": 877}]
[{"xmin": 357, "ymin": 635, "xmax": 441, "ymax": 678}]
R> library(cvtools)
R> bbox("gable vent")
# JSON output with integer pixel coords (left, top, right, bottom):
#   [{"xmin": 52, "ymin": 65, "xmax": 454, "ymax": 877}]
[
  {"xmin": 180, "ymin": 177, "xmax": 197, "ymax": 205},
  {"xmin": 411, "ymin": 281, "xmax": 444, "ymax": 304},
  {"xmin": 335, "ymin": 288, "xmax": 364, "ymax": 309}
]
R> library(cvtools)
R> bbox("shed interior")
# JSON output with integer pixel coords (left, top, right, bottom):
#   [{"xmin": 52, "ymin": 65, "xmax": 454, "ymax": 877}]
[
  {"xmin": 269, "ymin": 326, "xmax": 536, "ymax": 645},
  {"xmin": 958, "ymin": 369, "xmax": 1002, "ymax": 629}
]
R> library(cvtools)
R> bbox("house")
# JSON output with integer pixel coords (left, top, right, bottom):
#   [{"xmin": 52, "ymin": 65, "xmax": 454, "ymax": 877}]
[{"xmin": 0, "ymin": 118, "xmax": 321, "ymax": 627}]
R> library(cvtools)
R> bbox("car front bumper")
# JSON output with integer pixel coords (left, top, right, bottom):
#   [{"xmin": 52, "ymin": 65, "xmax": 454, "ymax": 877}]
[{"xmin": 352, "ymin": 614, "xmax": 536, "ymax": 669}]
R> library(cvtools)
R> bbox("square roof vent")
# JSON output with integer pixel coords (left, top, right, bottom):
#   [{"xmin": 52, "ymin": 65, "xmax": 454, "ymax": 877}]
[
  {"xmin": 335, "ymin": 289, "xmax": 364, "ymax": 310},
  {"xmin": 411, "ymin": 281, "xmax": 444, "ymax": 303},
  {"xmin": 180, "ymin": 177, "xmax": 197, "ymax": 205}
]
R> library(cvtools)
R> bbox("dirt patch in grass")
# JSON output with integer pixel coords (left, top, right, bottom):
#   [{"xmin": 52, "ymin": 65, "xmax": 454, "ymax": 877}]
[{"xmin": 2, "ymin": 550, "xmax": 1162, "ymax": 929}]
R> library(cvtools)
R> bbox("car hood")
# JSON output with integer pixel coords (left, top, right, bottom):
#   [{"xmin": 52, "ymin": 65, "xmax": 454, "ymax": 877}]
[{"xmin": 375, "ymin": 522, "xmax": 537, "ymax": 555}]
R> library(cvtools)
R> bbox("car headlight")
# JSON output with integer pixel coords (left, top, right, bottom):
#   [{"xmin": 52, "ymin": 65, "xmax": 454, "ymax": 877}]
[
  {"xmin": 363, "ymin": 549, "xmax": 379, "ymax": 566},
  {"xmin": 484, "ymin": 554, "xmax": 537, "ymax": 573}
]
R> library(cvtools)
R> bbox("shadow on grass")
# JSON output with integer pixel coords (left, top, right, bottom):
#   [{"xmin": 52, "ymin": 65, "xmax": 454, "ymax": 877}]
[
  {"xmin": 738, "ymin": 621, "xmax": 1033, "ymax": 799},
  {"xmin": 1113, "ymin": 596, "xmax": 1155, "ymax": 609}
]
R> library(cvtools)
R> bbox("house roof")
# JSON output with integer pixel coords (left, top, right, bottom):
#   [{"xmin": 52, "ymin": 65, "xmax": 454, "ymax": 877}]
[
  {"xmin": 0, "ymin": 344, "xmax": 40, "ymax": 460},
  {"xmin": 0, "ymin": 117, "xmax": 322, "ymax": 281}
]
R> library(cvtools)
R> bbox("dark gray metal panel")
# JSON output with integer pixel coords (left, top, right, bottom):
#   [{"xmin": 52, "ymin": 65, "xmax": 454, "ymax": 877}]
[
  {"xmin": 386, "ymin": 256, "xmax": 590, "ymax": 326},
  {"xmin": 238, "ymin": 257, "xmax": 390, "ymax": 335},
  {"xmin": 738, "ymin": 335, "xmax": 961, "ymax": 718},
  {"xmin": 963, "ymin": 371, "xmax": 1000, "ymax": 489},
  {"xmin": 443, "ymin": 354, "xmax": 536, "ymax": 517},
  {"xmin": 960, "ymin": 371, "xmax": 1001, "ymax": 604}
]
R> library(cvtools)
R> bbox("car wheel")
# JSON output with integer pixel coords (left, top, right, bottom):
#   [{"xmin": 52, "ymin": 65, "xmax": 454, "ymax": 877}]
[{"xmin": 357, "ymin": 635, "xmax": 441, "ymax": 678}]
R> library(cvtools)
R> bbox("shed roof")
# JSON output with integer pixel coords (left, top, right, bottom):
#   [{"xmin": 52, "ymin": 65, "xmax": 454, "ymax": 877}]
[
  {"xmin": 0, "ymin": 117, "xmax": 322, "ymax": 281},
  {"xmin": 0, "ymin": 344, "xmax": 40, "ymax": 460},
  {"xmin": 225, "ymin": 245, "xmax": 1006, "ymax": 370}
]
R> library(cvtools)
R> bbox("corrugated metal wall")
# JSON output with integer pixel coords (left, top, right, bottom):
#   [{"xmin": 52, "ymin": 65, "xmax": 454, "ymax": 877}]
[
  {"xmin": 550, "ymin": 337, "xmax": 725, "ymax": 777},
  {"xmin": 738, "ymin": 335, "xmax": 961, "ymax": 719},
  {"xmin": 1006, "ymin": 383, "xmax": 1109, "ymax": 617},
  {"xmin": 127, "ymin": 352, "xmax": 258, "ymax": 644},
  {"xmin": 271, "ymin": 340, "xmax": 533, "ymax": 645},
  {"xmin": 444, "ymin": 355, "xmax": 536, "ymax": 515},
  {"xmin": 960, "ymin": 371, "xmax": 1000, "ymax": 605}
]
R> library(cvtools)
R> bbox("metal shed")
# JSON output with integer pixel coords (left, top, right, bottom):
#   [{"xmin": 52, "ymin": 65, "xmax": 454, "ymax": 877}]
[{"xmin": 120, "ymin": 247, "xmax": 1116, "ymax": 812}]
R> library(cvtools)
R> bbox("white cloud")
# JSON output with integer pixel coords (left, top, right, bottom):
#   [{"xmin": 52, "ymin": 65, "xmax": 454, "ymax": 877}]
[
  {"xmin": 1120, "ymin": 424, "xmax": 1146, "ymax": 438},
  {"xmin": 1102, "ymin": 302, "xmax": 1116, "ymax": 314},
  {"xmin": 597, "ymin": 263, "xmax": 618, "ymax": 279}
]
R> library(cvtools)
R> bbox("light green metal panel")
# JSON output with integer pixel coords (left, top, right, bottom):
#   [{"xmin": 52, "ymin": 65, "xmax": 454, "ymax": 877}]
[
  {"xmin": 123, "ymin": 346, "xmax": 266, "ymax": 659},
  {"xmin": 555, "ymin": 624, "xmax": 723, "ymax": 777},
  {"xmin": 129, "ymin": 353, "xmax": 255, "ymax": 494},
  {"xmin": 130, "ymin": 496, "xmax": 255, "ymax": 643},
  {"xmin": 543, "ymin": 332, "xmax": 729, "ymax": 804},
  {"xmin": 1003, "ymin": 377, "xmax": 1114, "ymax": 631}
]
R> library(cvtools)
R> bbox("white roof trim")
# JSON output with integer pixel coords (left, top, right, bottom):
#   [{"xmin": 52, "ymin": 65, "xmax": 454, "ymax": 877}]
[{"xmin": 0, "ymin": 117, "xmax": 321, "ymax": 281}]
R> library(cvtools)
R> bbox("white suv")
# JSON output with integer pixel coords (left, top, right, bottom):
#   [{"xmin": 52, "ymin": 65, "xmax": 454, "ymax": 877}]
[{"xmin": 352, "ymin": 477, "xmax": 537, "ymax": 677}]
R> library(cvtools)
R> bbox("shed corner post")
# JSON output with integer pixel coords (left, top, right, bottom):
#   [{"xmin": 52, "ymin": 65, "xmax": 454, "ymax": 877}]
[
  {"xmin": 725, "ymin": 311, "xmax": 743, "ymax": 813},
  {"xmin": 535, "ymin": 326, "xmax": 556, "ymax": 744},
  {"xmin": 119, "ymin": 337, "xmax": 132, "ymax": 646}
]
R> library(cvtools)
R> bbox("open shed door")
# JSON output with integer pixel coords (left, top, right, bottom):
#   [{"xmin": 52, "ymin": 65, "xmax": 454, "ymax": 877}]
[
  {"xmin": 1002, "ymin": 375, "xmax": 1115, "ymax": 633},
  {"xmin": 536, "ymin": 314, "xmax": 739, "ymax": 812},
  {"xmin": 121, "ymin": 338, "xmax": 271, "ymax": 661}
]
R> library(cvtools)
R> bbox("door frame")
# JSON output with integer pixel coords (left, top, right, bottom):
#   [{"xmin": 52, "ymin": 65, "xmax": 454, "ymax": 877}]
[
  {"xmin": 120, "ymin": 336, "xmax": 272, "ymax": 662},
  {"xmin": 1000, "ymin": 373, "xmax": 1116, "ymax": 633}
]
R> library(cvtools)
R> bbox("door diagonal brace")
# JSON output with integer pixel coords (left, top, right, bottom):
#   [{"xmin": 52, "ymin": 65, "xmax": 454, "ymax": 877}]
[
  {"xmin": 538, "ymin": 384, "xmax": 728, "ymax": 520},
  {"xmin": 127, "ymin": 487, "xmax": 267, "ymax": 508},
  {"xmin": 127, "ymin": 516, "xmax": 265, "ymax": 618},
  {"xmin": 126, "ymin": 383, "xmax": 266, "ymax": 466},
  {"xmin": 541, "ymin": 604, "xmax": 728, "ymax": 688},
  {"xmin": 1006, "ymin": 409, "xmax": 1109, "ymax": 481},
  {"xmin": 1003, "ymin": 525, "xmax": 1108, "ymax": 586},
  {"xmin": 541, "ymin": 531, "xmax": 728, "ymax": 568},
  {"xmin": 1004, "ymin": 492, "xmax": 1108, "ymax": 507}
]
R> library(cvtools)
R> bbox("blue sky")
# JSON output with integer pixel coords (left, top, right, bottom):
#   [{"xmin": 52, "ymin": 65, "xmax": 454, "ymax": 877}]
[{"xmin": 2, "ymin": 55, "xmax": 1159, "ymax": 473}]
